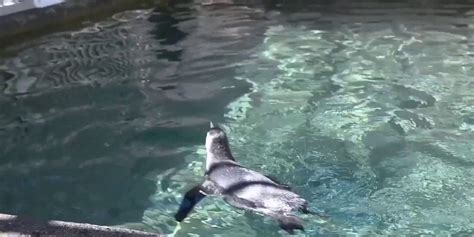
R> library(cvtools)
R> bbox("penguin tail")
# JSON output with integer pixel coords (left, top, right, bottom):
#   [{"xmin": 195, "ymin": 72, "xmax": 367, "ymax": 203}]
[
  {"xmin": 275, "ymin": 214, "xmax": 305, "ymax": 235},
  {"xmin": 259, "ymin": 209, "xmax": 304, "ymax": 234}
]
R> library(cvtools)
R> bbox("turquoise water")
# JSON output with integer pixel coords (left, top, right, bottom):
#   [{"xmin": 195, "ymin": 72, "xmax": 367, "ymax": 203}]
[{"xmin": 1, "ymin": 0, "xmax": 474, "ymax": 236}]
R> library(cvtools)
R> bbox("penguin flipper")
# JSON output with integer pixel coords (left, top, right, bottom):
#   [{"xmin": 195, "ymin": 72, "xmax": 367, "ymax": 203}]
[
  {"xmin": 174, "ymin": 180, "xmax": 218, "ymax": 222},
  {"xmin": 174, "ymin": 184, "xmax": 206, "ymax": 222}
]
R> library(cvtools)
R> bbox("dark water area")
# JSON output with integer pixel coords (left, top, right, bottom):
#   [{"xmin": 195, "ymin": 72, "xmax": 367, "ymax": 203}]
[
  {"xmin": 0, "ymin": 0, "xmax": 259, "ymax": 226},
  {"xmin": 1, "ymin": 0, "xmax": 474, "ymax": 236}
]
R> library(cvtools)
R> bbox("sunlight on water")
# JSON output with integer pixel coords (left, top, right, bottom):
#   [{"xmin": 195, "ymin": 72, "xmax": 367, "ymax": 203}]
[
  {"xmin": 222, "ymin": 11, "xmax": 474, "ymax": 236},
  {"xmin": 2, "ymin": 1, "xmax": 474, "ymax": 236},
  {"xmin": 120, "ymin": 2, "xmax": 474, "ymax": 236}
]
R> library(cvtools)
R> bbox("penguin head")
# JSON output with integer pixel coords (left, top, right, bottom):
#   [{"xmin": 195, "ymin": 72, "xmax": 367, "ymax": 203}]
[
  {"xmin": 206, "ymin": 127, "xmax": 227, "ymax": 151},
  {"xmin": 205, "ymin": 123, "xmax": 233, "ymax": 159}
]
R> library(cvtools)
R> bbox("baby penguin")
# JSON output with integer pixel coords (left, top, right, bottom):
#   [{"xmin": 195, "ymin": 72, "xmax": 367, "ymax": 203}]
[{"xmin": 175, "ymin": 122, "xmax": 312, "ymax": 234}]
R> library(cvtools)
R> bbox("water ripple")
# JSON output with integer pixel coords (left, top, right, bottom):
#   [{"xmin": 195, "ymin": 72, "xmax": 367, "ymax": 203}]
[
  {"xmin": 224, "ymin": 1, "xmax": 474, "ymax": 235},
  {"xmin": 0, "ymin": 3, "xmax": 256, "ymax": 229},
  {"xmin": 2, "ymin": 9, "xmax": 158, "ymax": 95},
  {"xmin": 3, "ymin": 0, "xmax": 474, "ymax": 236}
]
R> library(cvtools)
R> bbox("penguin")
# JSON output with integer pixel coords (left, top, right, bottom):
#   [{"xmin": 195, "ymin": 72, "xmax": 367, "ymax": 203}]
[{"xmin": 174, "ymin": 122, "xmax": 313, "ymax": 234}]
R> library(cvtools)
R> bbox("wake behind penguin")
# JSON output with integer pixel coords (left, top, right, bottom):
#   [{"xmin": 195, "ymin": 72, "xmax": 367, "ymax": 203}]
[{"xmin": 174, "ymin": 122, "xmax": 315, "ymax": 234}]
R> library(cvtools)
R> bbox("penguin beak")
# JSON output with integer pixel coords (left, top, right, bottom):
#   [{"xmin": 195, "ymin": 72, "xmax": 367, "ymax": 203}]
[{"xmin": 210, "ymin": 121, "xmax": 215, "ymax": 128}]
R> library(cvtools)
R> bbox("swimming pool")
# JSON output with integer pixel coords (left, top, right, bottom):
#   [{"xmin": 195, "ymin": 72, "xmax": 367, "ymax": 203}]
[{"xmin": 1, "ymin": 0, "xmax": 474, "ymax": 236}]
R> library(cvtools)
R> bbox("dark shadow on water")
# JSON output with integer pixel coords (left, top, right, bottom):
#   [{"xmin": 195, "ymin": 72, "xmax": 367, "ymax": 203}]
[
  {"xmin": 0, "ymin": 1, "xmax": 203, "ymax": 227},
  {"xmin": 149, "ymin": 6, "xmax": 187, "ymax": 61}
]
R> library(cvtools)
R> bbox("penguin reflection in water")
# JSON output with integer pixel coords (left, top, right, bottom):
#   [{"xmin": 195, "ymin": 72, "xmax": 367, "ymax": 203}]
[{"xmin": 175, "ymin": 122, "xmax": 316, "ymax": 234}]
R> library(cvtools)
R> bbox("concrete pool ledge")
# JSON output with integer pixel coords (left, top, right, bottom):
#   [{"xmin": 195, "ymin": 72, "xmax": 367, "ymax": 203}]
[{"xmin": 0, "ymin": 213, "xmax": 163, "ymax": 237}]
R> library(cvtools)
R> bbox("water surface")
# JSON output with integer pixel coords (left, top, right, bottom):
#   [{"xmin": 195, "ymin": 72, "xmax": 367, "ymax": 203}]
[{"xmin": 1, "ymin": 0, "xmax": 474, "ymax": 236}]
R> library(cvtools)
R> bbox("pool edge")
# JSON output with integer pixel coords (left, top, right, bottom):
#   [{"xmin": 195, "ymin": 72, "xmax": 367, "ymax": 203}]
[{"xmin": 0, "ymin": 213, "xmax": 163, "ymax": 237}]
